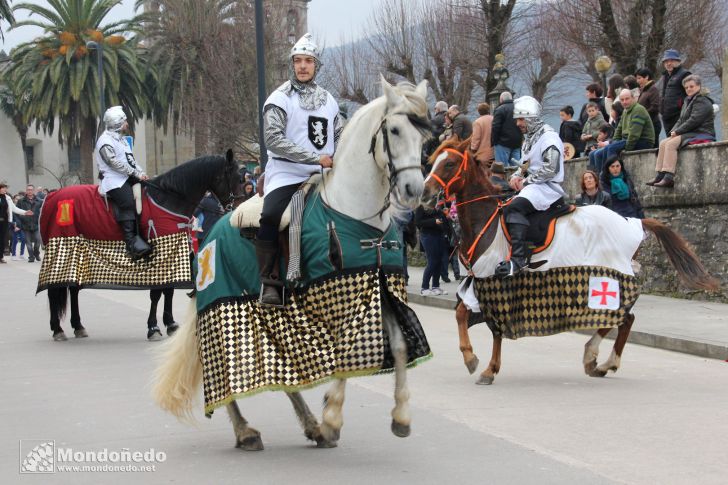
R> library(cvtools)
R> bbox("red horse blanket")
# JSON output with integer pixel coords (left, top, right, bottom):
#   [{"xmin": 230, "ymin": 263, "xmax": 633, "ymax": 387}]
[{"xmin": 37, "ymin": 185, "xmax": 193, "ymax": 292}]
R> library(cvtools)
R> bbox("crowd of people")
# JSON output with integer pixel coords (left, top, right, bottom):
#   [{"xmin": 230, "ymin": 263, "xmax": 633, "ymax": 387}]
[{"xmin": 1, "ymin": 183, "xmax": 47, "ymax": 264}]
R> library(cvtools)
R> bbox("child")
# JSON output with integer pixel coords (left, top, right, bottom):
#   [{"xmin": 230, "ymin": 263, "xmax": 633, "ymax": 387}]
[
  {"xmin": 580, "ymin": 102, "xmax": 607, "ymax": 154},
  {"xmin": 558, "ymin": 105, "xmax": 584, "ymax": 157}
]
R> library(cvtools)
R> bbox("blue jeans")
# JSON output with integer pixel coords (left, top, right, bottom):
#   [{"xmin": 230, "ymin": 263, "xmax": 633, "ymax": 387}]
[
  {"xmin": 495, "ymin": 145, "xmax": 522, "ymax": 168},
  {"xmin": 11, "ymin": 228, "xmax": 25, "ymax": 256},
  {"xmin": 420, "ymin": 232, "xmax": 445, "ymax": 290},
  {"xmin": 588, "ymin": 140, "xmax": 626, "ymax": 173}
]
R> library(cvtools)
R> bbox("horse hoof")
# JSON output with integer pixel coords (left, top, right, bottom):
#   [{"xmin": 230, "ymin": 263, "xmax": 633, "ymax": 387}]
[
  {"xmin": 74, "ymin": 328, "xmax": 88, "ymax": 338},
  {"xmin": 53, "ymin": 331, "xmax": 68, "ymax": 342},
  {"xmin": 315, "ymin": 438, "xmax": 338, "ymax": 449},
  {"xmin": 588, "ymin": 368, "xmax": 608, "ymax": 378},
  {"xmin": 391, "ymin": 420, "xmax": 411, "ymax": 438},
  {"xmin": 237, "ymin": 435, "xmax": 264, "ymax": 451},
  {"xmin": 465, "ymin": 356, "xmax": 480, "ymax": 375},
  {"xmin": 166, "ymin": 323, "xmax": 179, "ymax": 336},
  {"xmin": 147, "ymin": 327, "xmax": 163, "ymax": 341},
  {"xmin": 320, "ymin": 425, "xmax": 340, "ymax": 443},
  {"xmin": 584, "ymin": 360, "xmax": 598, "ymax": 376},
  {"xmin": 475, "ymin": 375, "xmax": 494, "ymax": 385}
]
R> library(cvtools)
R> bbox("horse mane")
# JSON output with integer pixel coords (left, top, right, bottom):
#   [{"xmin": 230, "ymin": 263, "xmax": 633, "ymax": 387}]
[{"xmin": 151, "ymin": 155, "xmax": 226, "ymax": 195}]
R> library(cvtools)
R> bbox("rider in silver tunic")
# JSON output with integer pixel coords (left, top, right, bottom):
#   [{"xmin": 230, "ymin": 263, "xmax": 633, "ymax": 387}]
[
  {"xmin": 256, "ymin": 33, "xmax": 343, "ymax": 305},
  {"xmin": 494, "ymin": 96, "xmax": 566, "ymax": 278},
  {"xmin": 94, "ymin": 106, "xmax": 152, "ymax": 259}
]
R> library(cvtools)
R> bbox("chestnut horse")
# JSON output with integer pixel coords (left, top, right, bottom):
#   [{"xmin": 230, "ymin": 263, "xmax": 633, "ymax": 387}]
[{"xmin": 422, "ymin": 138, "xmax": 718, "ymax": 384}]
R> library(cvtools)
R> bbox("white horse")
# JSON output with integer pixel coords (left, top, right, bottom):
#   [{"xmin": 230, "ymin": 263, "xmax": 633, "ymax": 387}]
[{"xmin": 151, "ymin": 78, "xmax": 430, "ymax": 450}]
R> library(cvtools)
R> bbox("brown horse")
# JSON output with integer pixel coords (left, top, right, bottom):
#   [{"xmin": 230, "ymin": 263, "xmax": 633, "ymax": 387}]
[{"xmin": 423, "ymin": 138, "xmax": 719, "ymax": 384}]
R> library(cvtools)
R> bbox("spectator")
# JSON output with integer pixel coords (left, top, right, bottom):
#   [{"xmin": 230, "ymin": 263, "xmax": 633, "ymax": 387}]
[
  {"xmin": 424, "ymin": 100, "xmax": 449, "ymax": 159},
  {"xmin": 491, "ymin": 91, "xmax": 523, "ymax": 167},
  {"xmin": 610, "ymin": 102, "xmax": 624, "ymax": 130},
  {"xmin": 659, "ymin": 49, "xmax": 691, "ymax": 135},
  {"xmin": 415, "ymin": 204, "xmax": 449, "ymax": 296},
  {"xmin": 470, "ymin": 103, "xmax": 494, "ymax": 163},
  {"xmin": 589, "ymin": 89, "xmax": 654, "ymax": 172},
  {"xmin": 441, "ymin": 202, "xmax": 461, "ymax": 283},
  {"xmin": 623, "ymin": 75, "xmax": 640, "ymax": 92},
  {"xmin": 392, "ymin": 202, "xmax": 415, "ymax": 285},
  {"xmin": 192, "ymin": 192, "xmax": 223, "ymax": 244},
  {"xmin": 648, "ymin": 74, "xmax": 716, "ymax": 188},
  {"xmin": 635, "ymin": 67, "xmax": 662, "ymax": 148},
  {"xmin": 10, "ymin": 194, "xmax": 27, "ymax": 260},
  {"xmin": 35, "ymin": 186, "xmax": 46, "ymax": 202},
  {"xmin": 578, "ymin": 83, "xmax": 609, "ymax": 126},
  {"xmin": 489, "ymin": 162, "xmax": 513, "ymax": 194},
  {"xmin": 575, "ymin": 170, "xmax": 612, "ymax": 208},
  {"xmin": 581, "ymin": 102, "xmax": 607, "ymax": 154},
  {"xmin": 558, "ymin": 105, "xmax": 584, "ymax": 158},
  {"xmin": 15, "ymin": 184, "xmax": 42, "ymax": 262},
  {"xmin": 605, "ymin": 74, "xmax": 626, "ymax": 121},
  {"xmin": 242, "ymin": 181, "xmax": 256, "ymax": 201},
  {"xmin": 600, "ymin": 155, "xmax": 644, "ymax": 218},
  {"xmin": 2, "ymin": 183, "xmax": 32, "ymax": 264},
  {"xmin": 439, "ymin": 113, "xmax": 453, "ymax": 142},
  {"xmin": 448, "ymin": 105, "xmax": 473, "ymax": 140}
]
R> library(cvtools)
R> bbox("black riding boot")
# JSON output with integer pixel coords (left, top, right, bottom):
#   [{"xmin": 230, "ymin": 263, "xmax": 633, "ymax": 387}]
[
  {"xmin": 494, "ymin": 223, "xmax": 531, "ymax": 279},
  {"xmin": 255, "ymin": 239, "xmax": 283, "ymax": 305},
  {"xmin": 120, "ymin": 220, "xmax": 153, "ymax": 260}
]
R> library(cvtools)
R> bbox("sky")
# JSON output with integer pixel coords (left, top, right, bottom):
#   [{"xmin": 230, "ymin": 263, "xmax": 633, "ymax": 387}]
[{"xmin": 0, "ymin": 0, "xmax": 377, "ymax": 53}]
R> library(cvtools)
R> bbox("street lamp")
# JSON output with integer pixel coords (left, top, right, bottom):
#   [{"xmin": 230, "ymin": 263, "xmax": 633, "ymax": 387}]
[
  {"xmin": 86, "ymin": 41, "xmax": 105, "ymax": 130},
  {"xmin": 594, "ymin": 55, "xmax": 612, "ymax": 94}
]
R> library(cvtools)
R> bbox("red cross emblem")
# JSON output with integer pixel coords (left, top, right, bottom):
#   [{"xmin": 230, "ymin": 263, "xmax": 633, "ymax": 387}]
[{"xmin": 588, "ymin": 277, "xmax": 620, "ymax": 310}]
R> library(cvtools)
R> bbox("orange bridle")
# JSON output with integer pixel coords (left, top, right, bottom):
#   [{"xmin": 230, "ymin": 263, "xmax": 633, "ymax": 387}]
[{"xmin": 428, "ymin": 148, "xmax": 470, "ymax": 201}]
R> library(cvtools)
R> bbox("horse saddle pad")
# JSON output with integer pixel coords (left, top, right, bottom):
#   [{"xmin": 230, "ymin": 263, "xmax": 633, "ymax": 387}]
[
  {"xmin": 229, "ymin": 175, "xmax": 321, "ymax": 232},
  {"xmin": 501, "ymin": 198, "xmax": 575, "ymax": 254}
]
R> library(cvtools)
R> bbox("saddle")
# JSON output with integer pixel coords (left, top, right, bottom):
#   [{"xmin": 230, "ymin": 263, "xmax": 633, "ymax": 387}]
[{"xmin": 501, "ymin": 198, "xmax": 575, "ymax": 255}]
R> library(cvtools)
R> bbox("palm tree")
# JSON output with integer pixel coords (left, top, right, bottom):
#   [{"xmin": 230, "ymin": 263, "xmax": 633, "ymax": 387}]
[
  {"xmin": 6, "ymin": 0, "xmax": 146, "ymax": 183},
  {"xmin": 0, "ymin": 75, "xmax": 30, "ymax": 183},
  {"xmin": 0, "ymin": 0, "xmax": 15, "ymax": 39}
]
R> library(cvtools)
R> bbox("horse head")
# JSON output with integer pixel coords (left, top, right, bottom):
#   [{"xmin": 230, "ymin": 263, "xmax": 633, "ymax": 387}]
[
  {"xmin": 422, "ymin": 138, "xmax": 480, "ymax": 208},
  {"xmin": 210, "ymin": 149, "xmax": 244, "ymax": 211},
  {"xmin": 371, "ymin": 76, "xmax": 431, "ymax": 208}
]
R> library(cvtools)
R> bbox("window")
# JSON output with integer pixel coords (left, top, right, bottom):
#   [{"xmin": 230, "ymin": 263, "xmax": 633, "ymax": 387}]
[
  {"xmin": 68, "ymin": 144, "xmax": 81, "ymax": 172},
  {"xmin": 23, "ymin": 145, "xmax": 35, "ymax": 172}
]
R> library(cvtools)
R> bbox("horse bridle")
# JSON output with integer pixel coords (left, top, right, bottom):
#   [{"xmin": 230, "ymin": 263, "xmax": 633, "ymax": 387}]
[{"xmin": 360, "ymin": 112, "xmax": 430, "ymax": 220}]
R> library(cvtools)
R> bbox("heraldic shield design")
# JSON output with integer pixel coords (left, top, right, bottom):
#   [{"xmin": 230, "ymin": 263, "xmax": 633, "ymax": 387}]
[{"xmin": 308, "ymin": 116, "xmax": 328, "ymax": 149}]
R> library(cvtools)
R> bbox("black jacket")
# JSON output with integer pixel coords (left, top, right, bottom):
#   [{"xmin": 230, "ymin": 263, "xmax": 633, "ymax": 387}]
[
  {"xmin": 660, "ymin": 66, "xmax": 691, "ymax": 121},
  {"xmin": 673, "ymin": 92, "xmax": 716, "ymax": 139},
  {"xmin": 578, "ymin": 97, "xmax": 609, "ymax": 127},
  {"xmin": 575, "ymin": 190, "xmax": 612, "ymax": 209},
  {"xmin": 451, "ymin": 113, "xmax": 473, "ymax": 140},
  {"xmin": 16, "ymin": 195, "xmax": 43, "ymax": 231},
  {"xmin": 559, "ymin": 119, "xmax": 584, "ymax": 153},
  {"xmin": 490, "ymin": 100, "xmax": 523, "ymax": 149},
  {"xmin": 414, "ymin": 206, "xmax": 447, "ymax": 236}
]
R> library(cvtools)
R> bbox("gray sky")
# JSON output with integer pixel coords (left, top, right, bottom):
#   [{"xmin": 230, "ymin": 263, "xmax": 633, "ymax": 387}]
[{"xmin": 1, "ymin": 0, "xmax": 376, "ymax": 52}]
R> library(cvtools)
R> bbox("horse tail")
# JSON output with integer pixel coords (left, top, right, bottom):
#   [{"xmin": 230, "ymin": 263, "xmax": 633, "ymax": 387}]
[
  {"xmin": 151, "ymin": 296, "xmax": 202, "ymax": 423},
  {"xmin": 642, "ymin": 218, "xmax": 720, "ymax": 291},
  {"xmin": 49, "ymin": 287, "xmax": 69, "ymax": 322}
]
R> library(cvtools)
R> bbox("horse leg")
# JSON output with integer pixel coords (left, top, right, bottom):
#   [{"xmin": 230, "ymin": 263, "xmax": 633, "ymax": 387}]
[
  {"xmin": 147, "ymin": 290, "xmax": 163, "ymax": 341},
  {"xmin": 69, "ymin": 286, "xmax": 87, "ymax": 338},
  {"xmin": 285, "ymin": 392, "xmax": 336, "ymax": 448},
  {"xmin": 319, "ymin": 379, "xmax": 346, "ymax": 444},
  {"xmin": 161, "ymin": 288, "xmax": 179, "ymax": 335},
  {"xmin": 595, "ymin": 313, "xmax": 635, "ymax": 375},
  {"xmin": 476, "ymin": 335, "xmax": 502, "ymax": 385},
  {"xmin": 48, "ymin": 288, "xmax": 67, "ymax": 341},
  {"xmin": 456, "ymin": 302, "xmax": 479, "ymax": 374},
  {"xmin": 225, "ymin": 401, "xmax": 263, "ymax": 451},
  {"xmin": 382, "ymin": 302, "xmax": 411, "ymax": 438},
  {"xmin": 584, "ymin": 328, "xmax": 611, "ymax": 377}
]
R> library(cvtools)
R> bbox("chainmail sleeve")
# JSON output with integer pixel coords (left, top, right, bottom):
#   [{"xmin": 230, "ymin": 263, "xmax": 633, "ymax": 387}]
[
  {"xmin": 333, "ymin": 114, "xmax": 343, "ymax": 147},
  {"xmin": 524, "ymin": 145, "xmax": 560, "ymax": 185},
  {"xmin": 263, "ymin": 105, "xmax": 320, "ymax": 165},
  {"xmin": 99, "ymin": 144, "xmax": 144, "ymax": 179}
]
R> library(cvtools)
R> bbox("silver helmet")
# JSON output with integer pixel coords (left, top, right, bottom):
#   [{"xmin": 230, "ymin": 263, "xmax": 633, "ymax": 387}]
[
  {"xmin": 103, "ymin": 106, "xmax": 127, "ymax": 132},
  {"xmin": 512, "ymin": 96, "xmax": 542, "ymax": 120},
  {"xmin": 290, "ymin": 33, "xmax": 320, "ymax": 61}
]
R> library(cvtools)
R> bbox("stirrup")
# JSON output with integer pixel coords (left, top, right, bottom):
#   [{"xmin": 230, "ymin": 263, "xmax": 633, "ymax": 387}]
[
  {"xmin": 259, "ymin": 284, "xmax": 286, "ymax": 308},
  {"xmin": 494, "ymin": 260, "xmax": 525, "ymax": 279}
]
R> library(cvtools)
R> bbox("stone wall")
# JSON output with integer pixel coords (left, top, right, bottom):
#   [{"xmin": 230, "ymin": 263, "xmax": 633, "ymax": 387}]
[{"xmin": 564, "ymin": 142, "xmax": 728, "ymax": 303}]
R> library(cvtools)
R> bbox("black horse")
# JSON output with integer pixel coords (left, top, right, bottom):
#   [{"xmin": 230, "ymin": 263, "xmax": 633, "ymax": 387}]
[{"xmin": 45, "ymin": 150, "xmax": 241, "ymax": 341}]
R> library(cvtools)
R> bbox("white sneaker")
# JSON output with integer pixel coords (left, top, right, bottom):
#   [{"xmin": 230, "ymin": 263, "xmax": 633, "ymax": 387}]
[
  {"xmin": 420, "ymin": 288, "xmax": 434, "ymax": 296},
  {"xmin": 11, "ymin": 255, "xmax": 18, "ymax": 261},
  {"xmin": 430, "ymin": 287, "xmax": 448, "ymax": 296}
]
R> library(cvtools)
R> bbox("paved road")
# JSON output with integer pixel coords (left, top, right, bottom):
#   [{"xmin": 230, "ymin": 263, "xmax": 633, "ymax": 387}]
[{"xmin": 1, "ymin": 260, "xmax": 727, "ymax": 484}]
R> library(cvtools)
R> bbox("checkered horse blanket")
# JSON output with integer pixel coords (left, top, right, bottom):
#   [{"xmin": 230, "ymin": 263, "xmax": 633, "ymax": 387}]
[
  {"xmin": 194, "ymin": 192, "xmax": 432, "ymax": 415},
  {"xmin": 459, "ymin": 205, "xmax": 645, "ymax": 339},
  {"xmin": 37, "ymin": 185, "xmax": 193, "ymax": 292}
]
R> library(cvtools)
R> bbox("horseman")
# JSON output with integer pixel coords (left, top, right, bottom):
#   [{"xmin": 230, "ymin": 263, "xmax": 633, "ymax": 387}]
[
  {"xmin": 94, "ymin": 106, "xmax": 152, "ymax": 260},
  {"xmin": 494, "ymin": 96, "xmax": 565, "ymax": 278},
  {"xmin": 255, "ymin": 33, "xmax": 342, "ymax": 305}
]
